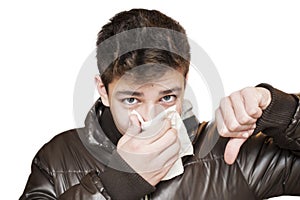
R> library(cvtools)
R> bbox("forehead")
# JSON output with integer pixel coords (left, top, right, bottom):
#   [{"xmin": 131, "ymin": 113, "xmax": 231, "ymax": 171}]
[{"xmin": 109, "ymin": 68, "xmax": 185, "ymax": 93}]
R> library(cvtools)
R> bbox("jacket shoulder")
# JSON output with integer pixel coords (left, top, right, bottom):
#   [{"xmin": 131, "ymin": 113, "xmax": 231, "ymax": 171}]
[{"xmin": 34, "ymin": 128, "xmax": 100, "ymax": 173}]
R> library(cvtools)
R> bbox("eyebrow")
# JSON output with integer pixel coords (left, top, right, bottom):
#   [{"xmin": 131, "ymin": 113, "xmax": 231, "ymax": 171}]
[
  {"xmin": 116, "ymin": 91, "xmax": 143, "ymax": 97},
  {"xmin": 116, "ymin": 87, "xmax": 182, "ymax": 97},
  {"xmin": 159, "ymin": 87, "xmax": 182, "ymax": 95}
]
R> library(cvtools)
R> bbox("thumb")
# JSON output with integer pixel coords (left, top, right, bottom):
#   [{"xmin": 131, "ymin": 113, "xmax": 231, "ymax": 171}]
[{"xmin": 224, "ymin": 138, "xmax": 247, "ymax": 165}]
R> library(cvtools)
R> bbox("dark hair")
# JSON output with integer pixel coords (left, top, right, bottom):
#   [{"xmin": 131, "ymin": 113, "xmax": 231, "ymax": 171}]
[{"xmin": 96, "ymin": 9, "xmax": 190, "ymax": 90}]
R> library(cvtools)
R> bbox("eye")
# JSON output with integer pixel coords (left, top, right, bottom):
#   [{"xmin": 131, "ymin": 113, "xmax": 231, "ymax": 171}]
[
  {"xmin": 160, "ymin": 95, "xmax": 177, "ymax": 103},
  {"xmin": 122, "ymin": 97, "xmax": 139, "ymax": 105}
]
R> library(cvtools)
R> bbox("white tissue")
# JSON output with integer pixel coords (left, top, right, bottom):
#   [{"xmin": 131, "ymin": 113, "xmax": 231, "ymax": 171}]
[{"xmin": 131, "ymin": 105, "xmax": 193, "ymax": 180}]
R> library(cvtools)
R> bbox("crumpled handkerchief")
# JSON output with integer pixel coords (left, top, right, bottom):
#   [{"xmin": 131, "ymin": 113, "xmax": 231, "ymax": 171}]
[{"xmin": 131, "ymin": 105, "xmax": 194, "ymax": 180}]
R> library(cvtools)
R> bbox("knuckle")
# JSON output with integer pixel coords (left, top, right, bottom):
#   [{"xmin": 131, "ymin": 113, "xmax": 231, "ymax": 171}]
[
  {"xmin": 230, "ymin": 91, "xmax": 240, "ymax": 100},
  {"xmin": 169, "ymin": 128, "xmax": 177, "ymax": 135},
  {"xmin": 240, "ymin": 87, "xmax": 251, "ymax": 95},
  {"xmin": 237, "ymin": 115, "xmax": 250, "ymax": 124},
  {"xmin": 167, "ymin": 129, "xmax": 178, "ymax": 143},
  {"xmin": 163, "ymin": 118, "xmax": 172, "ymax": 128},
  {"xmin": 227, "ymin": 122, "xmax": 239, "ymax": 132},
  {"xmin": 129, "ymin": 140, "xmax": 142, "ymax": 152},
  {"xmin": 247, "ymin": 107, "xmax": 261, "ymax": 117},
  {"xmin": 220, "ymin": 97, "xmax": 232, "ymax": 114},
  {"xmin": 215, "ymin": 108, "xmax": 220, "ymax": 116},
  {"xmin": 117, "ymin": 137, "xmax": 126, "ymax": 146},
  {"xmin": 220, "ymin": 97, "xmax": 229, "ymax": 108},
  {"xmin": 218, "ymin": 126, "xmax": 228, "ymax": 137},
  {"xmin": 174, "ymin": 141, "xmax": 181, "ymax": 152}
]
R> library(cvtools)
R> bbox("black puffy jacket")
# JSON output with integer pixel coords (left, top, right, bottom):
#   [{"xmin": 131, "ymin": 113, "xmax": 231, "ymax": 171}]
[{"xmin": 20, "ymin": 86, "xmax": 300, "ymax": 200}]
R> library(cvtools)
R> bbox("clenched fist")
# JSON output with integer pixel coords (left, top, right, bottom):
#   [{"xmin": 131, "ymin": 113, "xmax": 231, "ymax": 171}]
[{"xmin": 215, "ymin": 87, "xmax": 271, "ymax": 165}]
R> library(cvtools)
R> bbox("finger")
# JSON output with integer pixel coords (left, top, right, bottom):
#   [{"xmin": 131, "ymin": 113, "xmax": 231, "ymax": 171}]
[
  {"xmin": 219, "ymin": 97, "xmax": 256, "ymax": 133},
  {"xmin": 224, "ymin": 138, "xmax": 247, "ymax": 165},
  {"xmin": 240, "ymin": 88, "xmax": 263, "ymax": 119},
  {"xmin": 137, "ymin": 129, "xmax": 178, "ymax": 159},
  {"xmin": 216, "ymin": 108, "xmax": 255, "ymax": 138},
  {"xmin": 119, "ymin": 114, "xmax": 142, "ymax": 146},
  {"xmin": 137, "ymin": 135, "xmax": 180, "ymax": 173},
  {"xmin": 256, "ymin": 87, "xmax": 272, "ymax": 110},
  {"xmin": 125, "ymin": 114, "xmax": 142, "ymax": 136},
  {"xmin": 140, "ymin": 118, "xmax": 172, "ymax": 144},
  {"xmin": 229, "ymin": 91, "xmax": 257, "ymax": 125},
  {"xmin": 215, "ymin": 108, "xmax": 226, "ymax": 136},
  {"xmin": 154, "ymin": 136, "xmax": 180, "ymax": 168},
  {"xmin": 151, "ymin": 128, "xmax": 179, "ymax": 152},
  {"xmin": 148, "ymin": 155, "xmax": 179, "ymax": 183},
  {"xmin": 162, "ymin": 152, "xmax": 179, "ymax": 171}
]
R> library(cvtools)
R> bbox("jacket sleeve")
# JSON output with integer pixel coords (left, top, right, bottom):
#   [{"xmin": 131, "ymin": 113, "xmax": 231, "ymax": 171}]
[
  {"xmin": 255, "ymin": 83, "xmax": 300, "ymax": 156},
  {"xmin": 19, "ymin": 157, "xmax": 111, "ymax": 200},
  {"xmin": 58, "ymin": 170, "xmax": 111, "ymax": 200},
  {"xmin": 237, "ymin": 84, "xmax": 300, "ymax": 199}
]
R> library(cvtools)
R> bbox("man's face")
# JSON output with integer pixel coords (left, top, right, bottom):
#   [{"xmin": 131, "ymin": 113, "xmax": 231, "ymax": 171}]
[{"xmin": 105, "ymin": 68, "xmax": 186, "ymax": 134}]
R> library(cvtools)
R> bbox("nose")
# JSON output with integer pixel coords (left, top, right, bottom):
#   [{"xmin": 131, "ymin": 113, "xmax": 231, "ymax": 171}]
[{"xmin": 138, "ymin": 103, "xmax": 165, "ymax": 122}]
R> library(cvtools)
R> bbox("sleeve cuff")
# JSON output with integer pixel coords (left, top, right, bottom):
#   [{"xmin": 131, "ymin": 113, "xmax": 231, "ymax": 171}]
[
  {"xmin": 98, "ymin": 151, "xmax": 155, "ymax": 200},
  {"xmin": 254, "ymin": 83, "xmax": 298, "ymax": 136}
]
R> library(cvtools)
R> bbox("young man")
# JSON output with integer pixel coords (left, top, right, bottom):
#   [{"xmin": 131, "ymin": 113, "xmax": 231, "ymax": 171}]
[{"xmin": 20, "ymin": 9, "xmax": 300, "ymax": 200}]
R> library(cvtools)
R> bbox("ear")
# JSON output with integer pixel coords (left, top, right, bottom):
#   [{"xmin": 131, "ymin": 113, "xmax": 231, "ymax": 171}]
[{"xmin": 95, "ymin": 75, "xmax": 110, "ymax": 107}]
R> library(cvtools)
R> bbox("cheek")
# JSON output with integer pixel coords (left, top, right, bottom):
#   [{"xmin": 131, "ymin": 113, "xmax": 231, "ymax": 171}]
[
  {"xmin": 176, "ymin": 103, "xmax": 182, "ymax": 114},
  {"xmin": 175, "ymin": 98, "xmax": 183, "ymax": 114},
  {"xmin": 110, "ymin": 100, "xmax": 130, "ymax": 135}
]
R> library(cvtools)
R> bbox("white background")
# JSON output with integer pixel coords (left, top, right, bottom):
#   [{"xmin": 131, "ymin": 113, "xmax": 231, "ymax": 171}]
[{"xmin": 0, "ymin": 0, "xmax": 299, "ymax": 199}]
